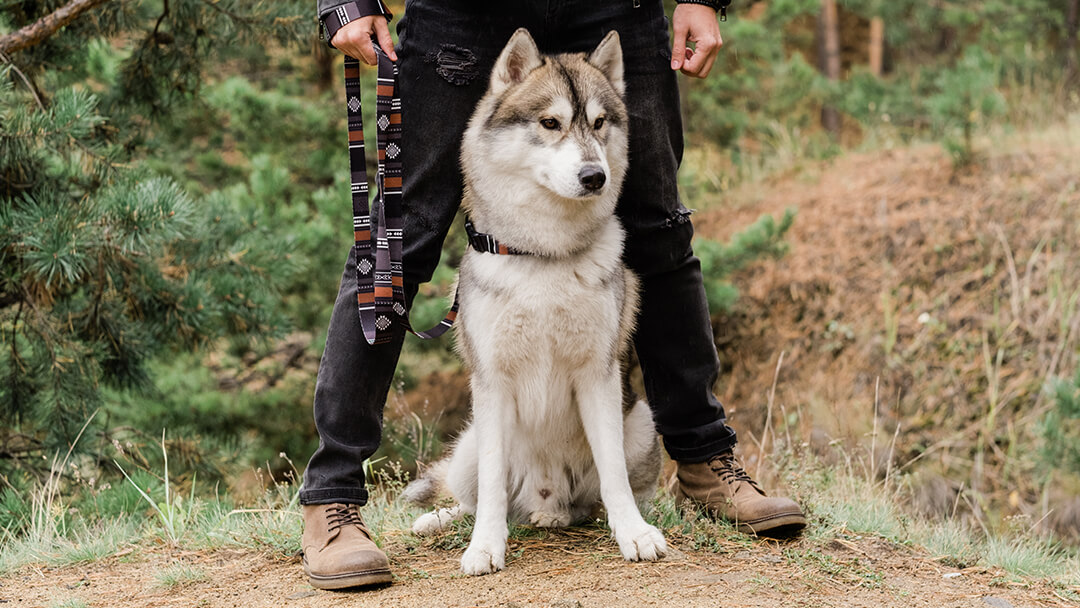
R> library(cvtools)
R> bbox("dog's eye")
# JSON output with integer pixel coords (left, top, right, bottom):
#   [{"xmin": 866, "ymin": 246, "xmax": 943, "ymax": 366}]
[
  {"xmin": 540, "ymin": 118, "xmax": 560, "ymax": 130},
  {"xmin": 593, "ymin": 117, "xmax": 605, "ymax": 130}
]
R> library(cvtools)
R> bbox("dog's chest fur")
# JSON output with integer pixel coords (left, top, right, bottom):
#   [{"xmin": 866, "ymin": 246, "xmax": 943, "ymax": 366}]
[{"xmin": 455, "ymin": 218, "xmax": 629, "ymax": 428}]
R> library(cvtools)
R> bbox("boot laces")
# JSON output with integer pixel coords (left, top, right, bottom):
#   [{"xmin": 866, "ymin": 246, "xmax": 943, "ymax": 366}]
[
  {"xmin": 326, "ymin": 504, "xmax": 367, "ymax": 534},
  {"xmin": 708, "ymin": 453, "xmax": 763, "ymax": 492}
]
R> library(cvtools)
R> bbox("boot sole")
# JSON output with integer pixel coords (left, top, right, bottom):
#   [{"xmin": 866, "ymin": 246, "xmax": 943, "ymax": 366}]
[
  {"xmin": 304, "ymin": 562, "xmax": 393, "ymax": 590},
  {"xmin": 735, "ymin": 511, "xmax": 808, "ymax": 538},
  {"xmin": 675, "ymin": 490, "xmax": 808, "ymax": 538}
]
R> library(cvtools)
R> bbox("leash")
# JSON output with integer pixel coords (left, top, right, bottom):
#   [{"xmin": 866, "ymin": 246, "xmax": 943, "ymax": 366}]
[{"xmin": 344, "ymin": 47, "xmax": 520, "ymax": 345}]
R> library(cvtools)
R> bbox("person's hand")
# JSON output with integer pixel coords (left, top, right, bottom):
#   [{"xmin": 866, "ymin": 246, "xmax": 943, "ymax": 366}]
[
  {"xmin": 670, "ymin": 3, "xmax": 723, "ymax": 78},
  {"xmin": 331, "ymin": 15, "xmax": 397, "ymax": 65}
]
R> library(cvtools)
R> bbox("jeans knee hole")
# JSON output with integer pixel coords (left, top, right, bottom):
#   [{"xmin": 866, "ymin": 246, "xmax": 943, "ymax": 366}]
[{"xmin": 424, "ymin": 44, "xmax": 480, "ymax": 86}]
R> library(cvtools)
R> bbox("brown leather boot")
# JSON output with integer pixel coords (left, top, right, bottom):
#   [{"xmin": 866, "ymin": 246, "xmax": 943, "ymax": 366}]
[
  {"xmin": 675, "ymin": 451, "xmax": 807, "ymax": 537},
  {"xmin": 301, "ymin": 503, "xmax": 393, "ymax": 589}
]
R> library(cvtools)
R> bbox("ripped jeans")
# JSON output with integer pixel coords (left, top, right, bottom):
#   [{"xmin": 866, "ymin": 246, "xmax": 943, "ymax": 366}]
[{"xmin": 299, "ymin": 0, "xmax": 737, "ymax": 506}]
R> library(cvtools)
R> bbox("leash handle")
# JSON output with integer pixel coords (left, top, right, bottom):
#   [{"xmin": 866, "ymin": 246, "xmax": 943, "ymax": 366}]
[{"xmin": 345, "ymin": 48, "xmax": 458, "ymax": 345}]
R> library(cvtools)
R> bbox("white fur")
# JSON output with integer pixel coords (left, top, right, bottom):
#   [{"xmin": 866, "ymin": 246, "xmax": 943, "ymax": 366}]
[{"xmin": 408, "ymin": 29, "xmax": 664, "ymax": 576}]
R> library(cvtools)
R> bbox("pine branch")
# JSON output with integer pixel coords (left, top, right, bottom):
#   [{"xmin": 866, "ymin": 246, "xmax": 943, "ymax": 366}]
[{"xmin": 0, "ymin": 0, "xmax": 115, "ymax": 55}]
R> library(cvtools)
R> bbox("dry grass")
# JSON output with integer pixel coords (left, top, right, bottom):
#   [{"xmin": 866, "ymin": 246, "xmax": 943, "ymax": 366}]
[{"xmin": 689, "ymin": 116, "xmax": 1080, "ymax": 540}]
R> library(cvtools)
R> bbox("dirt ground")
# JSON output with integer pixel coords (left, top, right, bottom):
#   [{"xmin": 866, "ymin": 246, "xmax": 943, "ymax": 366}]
[{"xmin": 4, "ymin": 530, "xmax": 1074, "ymax": 608}]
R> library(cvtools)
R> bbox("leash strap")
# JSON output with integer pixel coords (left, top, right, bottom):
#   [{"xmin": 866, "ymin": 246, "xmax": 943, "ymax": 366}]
[
  {"xmin": 345, "ymin": 46, "xmax": 525, "ymax": 345},
  {"xmin": 345, "ymin": 49, "xmax": 458, "ymax": 345}
]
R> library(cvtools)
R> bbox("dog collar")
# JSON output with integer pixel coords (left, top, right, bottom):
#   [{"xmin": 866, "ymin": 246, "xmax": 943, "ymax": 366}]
[{"xmin": 464, "ymin": 219, "xmax": 527, "ymax": 255}]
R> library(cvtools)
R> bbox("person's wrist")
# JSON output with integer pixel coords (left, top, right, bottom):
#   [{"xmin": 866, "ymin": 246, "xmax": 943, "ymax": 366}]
[
  {"xmin": 321, "ymin": 0, "xmax": 392, "ymax": 48},
  {"xmin": 676, "ymin": 0, "xmax": 732, "ymax": 20}
]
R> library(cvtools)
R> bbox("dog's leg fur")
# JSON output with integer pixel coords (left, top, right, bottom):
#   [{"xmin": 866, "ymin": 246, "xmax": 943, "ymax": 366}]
[
  {"xmin": 460, "ymin": 380, "xmax": 511, "ymax": 575},
  {"xmin": 575, "ymin": 371, "xmax": 667, "ymax": 561}
]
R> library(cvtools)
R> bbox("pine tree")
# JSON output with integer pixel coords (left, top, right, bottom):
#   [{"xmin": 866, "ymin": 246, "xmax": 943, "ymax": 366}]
[
  {"xmin": 0, "ymin": 0, "xmax": 309, "ymax": 466},
  {"xmin": 696, "ymin": 208, "xmax": 796, "ymax": 315}
]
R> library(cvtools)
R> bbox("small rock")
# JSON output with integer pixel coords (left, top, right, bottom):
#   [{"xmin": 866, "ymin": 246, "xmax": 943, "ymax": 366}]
[
  {"xmin": 733, "ymin": 551, "xmax": 753, "ymax": 560},
  {"xmin": 942, "ymin": 572, "xmax": 963, "ymax": 579},
  {"xmin": 982, "ymin": 597, "xmax": 1014, "ymax": 608},
  {"xmin": 287, "ymin": 591, "xmax": 318, "ymax": 600},
  {"xmin": 757, "ymin": 554, "xmax": 783, "ymax": 564}
]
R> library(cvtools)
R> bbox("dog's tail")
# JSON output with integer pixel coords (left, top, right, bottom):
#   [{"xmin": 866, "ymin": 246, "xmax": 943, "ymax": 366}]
[{"xmin": 400, "ymin": 459, "xmax": 448, "ymax": 506}]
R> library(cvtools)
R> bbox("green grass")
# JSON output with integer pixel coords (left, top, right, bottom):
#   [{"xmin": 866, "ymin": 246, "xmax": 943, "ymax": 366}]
[
  {"xmin": 154, "ymin": 563, "xmax": 209, "ymax": 588},
  {"xmin": 797, "ymin": 454, "xmax": 1080, "ymax": 586},
  {"xmin": 3, "ymin": 447, "xmax": 1079, "ymax": 589},
  {"xmin": 47, "ymin": 599, "xmax": 89, "ymax": 608}
]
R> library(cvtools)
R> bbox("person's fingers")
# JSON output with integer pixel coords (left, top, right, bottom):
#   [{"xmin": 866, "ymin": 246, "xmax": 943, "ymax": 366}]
[
  {"xmin": 373, "ymin": 18, "xmax": 397, "ymax": 61},
  {"xmin": 331, "ymin": 18, "xmax": 378, "ymax": 65},
  {"xmin": 681, "ymin": 42, "xmax": 708, "ymax": 76},
  {"xmin": 671, "ymin": 17, "xmax": 689, "ymax": 71},
  {"xmin": 681, "ymin": 33, "xmax": 722, "ymax": 78}
]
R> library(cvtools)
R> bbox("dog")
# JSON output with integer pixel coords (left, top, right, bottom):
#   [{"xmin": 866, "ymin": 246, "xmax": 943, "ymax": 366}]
[{"xmin": 401, "ymin": 28, "xmax": 666, "ymax": 576}]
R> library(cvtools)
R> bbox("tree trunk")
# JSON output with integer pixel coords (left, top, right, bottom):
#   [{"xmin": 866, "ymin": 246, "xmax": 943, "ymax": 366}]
[
  {"xmin": 820, "ymin": 0, "xmax": 842, "ymax": 136},
  {"xmin": 1067, "ymin": 0, "xmax": 1079, "ymax": 88},
  {"xmin": 869, "ymin": 17, "xmax": 884, "ymax": 78},
  {"xmin": 313, "ymin": 38, "xmax": 335, "ymax": 93}
]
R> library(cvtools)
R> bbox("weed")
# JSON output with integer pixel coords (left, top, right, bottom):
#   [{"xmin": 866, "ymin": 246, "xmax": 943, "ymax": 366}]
[
  {"xmin": 47, "ymin": 599, "xmax": 89, "ymax": 608},
  {"xmin": 154, "ymin": 563, "xmax": 209, "ymax": 588},
  {"xmin": 114, "ymin": 432, "xmax": 197, "ymax": 546}
]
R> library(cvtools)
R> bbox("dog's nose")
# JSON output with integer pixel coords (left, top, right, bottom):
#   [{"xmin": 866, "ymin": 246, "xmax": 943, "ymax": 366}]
[{"xmin": 578, "ymin": 166, "xmax": 606, "ymax": 191}]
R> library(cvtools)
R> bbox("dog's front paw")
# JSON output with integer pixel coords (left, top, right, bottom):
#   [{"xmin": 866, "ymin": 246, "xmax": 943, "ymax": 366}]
[
  {"xmin": 460, "ymin": 540, "xmax": 506, "ymax": 575},
  {"xmin": 614, "ymin": 523, "xmax": 667, "ymax": 562}
]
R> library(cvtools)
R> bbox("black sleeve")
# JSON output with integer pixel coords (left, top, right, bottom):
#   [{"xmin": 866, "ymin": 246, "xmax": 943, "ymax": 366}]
[{"xmin": 675, "ymin": 0, "xmax": 729, "ymax": 12}]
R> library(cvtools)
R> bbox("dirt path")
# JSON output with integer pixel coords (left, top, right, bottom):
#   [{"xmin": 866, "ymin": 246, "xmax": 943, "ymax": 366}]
[{"xmin": 4, "ymin": 532, "xmax": 1068, "ymax": 608}]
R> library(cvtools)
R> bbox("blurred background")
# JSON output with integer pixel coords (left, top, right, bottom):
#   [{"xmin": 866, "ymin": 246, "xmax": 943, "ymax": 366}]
[{"xmin": 1, "ymin": 0, "xmax": 1078, "ymax": 552}]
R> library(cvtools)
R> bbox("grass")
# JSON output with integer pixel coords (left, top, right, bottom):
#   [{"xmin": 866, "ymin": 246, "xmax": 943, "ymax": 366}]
[
  {"xmin": 796, "ymin": 453, "xmax": 1080, "ymax": 586},
  {"xmin": 5, "ymin": 448, "xmax": 1078, "ymax": 585},
  {"xmin": 154, "ymin": 563, "xmax": 209, "ymax": 588},
  {"xmin": 47, "ymin": 600, "xmax": 89, "ymax": 608}
]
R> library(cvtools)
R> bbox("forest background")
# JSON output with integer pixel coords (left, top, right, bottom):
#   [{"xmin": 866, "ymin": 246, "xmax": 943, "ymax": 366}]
[{"xmin": 2, "ymin": 0, "xmax": 1080, "ymax": 587}]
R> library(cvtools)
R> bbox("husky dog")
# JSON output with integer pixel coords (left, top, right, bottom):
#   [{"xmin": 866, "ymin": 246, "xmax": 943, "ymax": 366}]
[{"xmin": 403, "ymin": 29, "xmax": 666, "ymax": 576}]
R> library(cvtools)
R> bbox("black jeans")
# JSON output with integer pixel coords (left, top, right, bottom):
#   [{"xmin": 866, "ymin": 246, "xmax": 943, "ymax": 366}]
[{"xmin": 300, "ymin": 0, "xmax": 736, "ymax": 506}]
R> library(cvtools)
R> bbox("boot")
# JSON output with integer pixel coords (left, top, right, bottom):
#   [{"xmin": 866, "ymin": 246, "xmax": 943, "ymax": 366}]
[
  {"xmin": 675, "ymin": 451, "xmax": 807, "ymax": 537},
  {"xmin": 301, "ymin": 503, "xmax": 393, "ymax": 589}
]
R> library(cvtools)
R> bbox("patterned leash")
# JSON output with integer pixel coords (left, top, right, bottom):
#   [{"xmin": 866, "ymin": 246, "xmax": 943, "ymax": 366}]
[{"xmin": 344, "ymin": 48, "xmax": 520, "ymax": 345}]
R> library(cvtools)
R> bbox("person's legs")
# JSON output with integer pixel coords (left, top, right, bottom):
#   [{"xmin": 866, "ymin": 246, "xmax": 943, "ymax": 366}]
[{"xmin": 299, "ymin": 248, "xmax": 407, "ymax": 507}]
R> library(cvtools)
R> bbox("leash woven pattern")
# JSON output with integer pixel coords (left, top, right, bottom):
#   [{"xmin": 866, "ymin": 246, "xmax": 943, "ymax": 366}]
[
  {"xmin": 345, "ymin": 46, "xmax": 525, "ymax": 345},
  {"xmin": 345, "ymin": 49, "xmax": 458, "ymax": 345}
]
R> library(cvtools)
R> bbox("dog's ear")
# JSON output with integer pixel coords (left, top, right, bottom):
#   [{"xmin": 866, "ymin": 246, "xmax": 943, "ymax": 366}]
[
  {"xmin": 588, "ymin": 30, "xmax": 625, "ymax": 96},
  {"xmin": 491, "ymin": 28, "xmax": 544, "ymax": 96}
]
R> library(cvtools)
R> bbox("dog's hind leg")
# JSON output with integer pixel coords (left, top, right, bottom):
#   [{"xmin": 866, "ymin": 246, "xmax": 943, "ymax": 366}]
[
  {"xmin": 459, "ymin": 381, "xmax": 511, "ymax": 575},
  {"xmin": 412, "ymin": 505, "xmax": 465, "ymax": 535},
  {"xmin": 520, "ymin": 466, "xmax": 573, "ymax": 528},
  {"xmin": 576, "ymin": 372, "xmax": 667, "ymax": 562},
  {"xmin": 623, "ymin": 400, "xmax": 662, "ymax": 509}
]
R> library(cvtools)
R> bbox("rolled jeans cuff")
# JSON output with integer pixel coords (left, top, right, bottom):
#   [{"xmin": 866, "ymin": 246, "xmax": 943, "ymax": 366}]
[
  {"xmin": 662, "ymin": 420, "xmax": 738, "ymax": 463},
  {"xmin": 299, "ymin": 486, "xmax": 370, "ymax": 506}
]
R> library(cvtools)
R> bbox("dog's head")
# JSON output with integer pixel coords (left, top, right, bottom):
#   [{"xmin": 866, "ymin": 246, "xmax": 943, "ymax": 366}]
[{"xmin": 463, "ymin": 29, "xmax": 629, "ymax": 207}]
